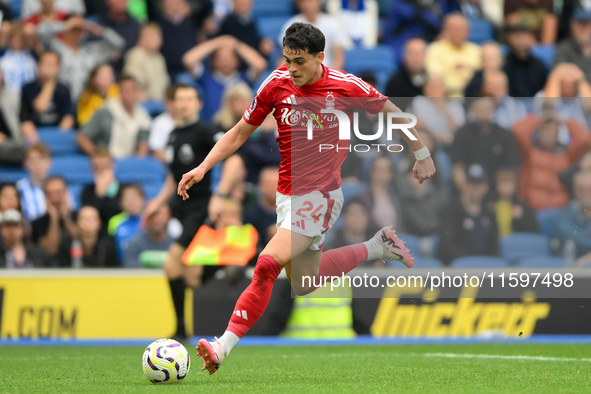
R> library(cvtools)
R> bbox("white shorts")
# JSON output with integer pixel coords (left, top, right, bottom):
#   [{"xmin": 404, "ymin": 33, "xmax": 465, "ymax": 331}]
[{"xmin": 276, "ymin": 188, "xmax": 344, "ymax": 251}]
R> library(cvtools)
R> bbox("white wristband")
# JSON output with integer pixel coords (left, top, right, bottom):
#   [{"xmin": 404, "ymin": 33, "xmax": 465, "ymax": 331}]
[{"xmin": 413, "ymin": 146, "xmax": 431, "ymax": 161}]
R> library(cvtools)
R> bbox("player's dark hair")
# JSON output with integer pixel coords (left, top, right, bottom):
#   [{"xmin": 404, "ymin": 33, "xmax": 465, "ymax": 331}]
[{"xmin": 283, "ymin": 22, "xmax": 325, "ymax": 55}]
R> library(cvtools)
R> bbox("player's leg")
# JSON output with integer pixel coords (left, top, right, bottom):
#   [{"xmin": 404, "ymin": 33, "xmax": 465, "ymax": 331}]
[{"xmin": 164, "ymin": 243, "xmax": 188, "ymax": 339}]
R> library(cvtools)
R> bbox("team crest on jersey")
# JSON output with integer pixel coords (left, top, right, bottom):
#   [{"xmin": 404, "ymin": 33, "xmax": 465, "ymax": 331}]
[
  {"xmin": 249, "ymin": 98, "xmax": 257, "ymax": 112},
  {"xmin": 280, "ymin": 108, "xmax": 301, "ymax": 125},
  {"xmin": 326, "ymin": 92, "xmax": 335, "ymax": 108},
  {"xmin": 179, "ymin": 144, "xmax": 195, "ymax": 164}
]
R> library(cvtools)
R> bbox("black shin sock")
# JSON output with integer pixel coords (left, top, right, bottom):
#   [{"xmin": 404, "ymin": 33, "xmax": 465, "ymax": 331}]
[{"xmin": 168, "ymin": 278, "xmax": 186, "ymax": 336}]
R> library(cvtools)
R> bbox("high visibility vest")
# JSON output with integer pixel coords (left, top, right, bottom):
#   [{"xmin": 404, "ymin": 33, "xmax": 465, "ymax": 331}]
[{"xmin": 281, "ymin": 285, "xmax": 355, "ymax": 339}]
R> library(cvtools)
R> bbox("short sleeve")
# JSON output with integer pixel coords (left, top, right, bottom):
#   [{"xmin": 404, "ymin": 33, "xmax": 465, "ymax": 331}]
[{"xmin": 243, "ymin": 80, "xmax": 274, "ymax": 126}]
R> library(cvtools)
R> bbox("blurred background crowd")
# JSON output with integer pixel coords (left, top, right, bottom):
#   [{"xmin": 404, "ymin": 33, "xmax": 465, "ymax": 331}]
[{"xmin": 0, "ymin": 0, "xmax": 591, "ymax": 270}]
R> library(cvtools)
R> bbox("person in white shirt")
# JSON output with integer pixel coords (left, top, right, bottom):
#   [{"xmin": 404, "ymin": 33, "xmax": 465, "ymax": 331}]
[{"xmin": 149, "ymin": 85, "xmax": 178, "ymax": 162}]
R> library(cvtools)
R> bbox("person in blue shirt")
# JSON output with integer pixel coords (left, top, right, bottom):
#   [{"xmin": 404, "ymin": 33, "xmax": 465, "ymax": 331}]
[{"xmin": 108, "ymin": 182, "xmax": 145, "ymax": 262}]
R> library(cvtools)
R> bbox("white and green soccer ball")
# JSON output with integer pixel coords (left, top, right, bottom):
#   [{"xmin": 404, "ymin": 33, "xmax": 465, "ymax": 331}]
[{"xmin": 142, "ymin": 339, "xmax": 191, "ymax": 384}]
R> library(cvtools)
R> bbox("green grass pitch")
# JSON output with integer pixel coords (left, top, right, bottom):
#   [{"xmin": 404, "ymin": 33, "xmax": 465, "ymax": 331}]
[{"xmin": 1, "ymin": 343, "xmax": 590, "ymax": 392}]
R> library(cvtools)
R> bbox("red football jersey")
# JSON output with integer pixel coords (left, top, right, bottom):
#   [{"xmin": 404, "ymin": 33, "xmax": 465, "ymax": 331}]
[{"xmin": 243, "ymin": 64, "xmax": 387, "ymax": 195}]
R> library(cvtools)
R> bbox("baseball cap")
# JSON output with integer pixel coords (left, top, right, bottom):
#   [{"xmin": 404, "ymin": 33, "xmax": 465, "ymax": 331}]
[
  {"xmin": 573, "ymin": 8, "xmax": 591, "ymax": 22},
  {"xmin": 466, "ymin": 164, "xmax": 488, "ymax": 184},
  {"xmin": 0, "ymin": 209, "xmax": 22, "ymax": 224}
]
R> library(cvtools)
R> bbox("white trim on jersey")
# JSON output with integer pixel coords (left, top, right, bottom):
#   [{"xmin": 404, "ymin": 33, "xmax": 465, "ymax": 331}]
[
  {"xmin": 328, "ymin": 70, "xmax": 372, "ymax": 94},
  {"xmin": 256, "ymin": 70, "xmax": 290, "ymax": 95}
]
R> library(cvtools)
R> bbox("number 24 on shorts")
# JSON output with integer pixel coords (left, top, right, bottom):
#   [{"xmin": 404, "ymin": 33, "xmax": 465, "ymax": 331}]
[{"xmin": 295, "ymin": 201, "xmax": 325, "ymax": 224}]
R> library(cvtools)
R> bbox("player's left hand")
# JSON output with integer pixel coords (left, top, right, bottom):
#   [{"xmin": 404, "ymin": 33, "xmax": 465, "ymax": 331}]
[
  {"xmin": 178, "ymin": 166, "xmax": 206, "ymax": 200},
  {"xmin": 413, "ymin": 156, "xmax": 436, "ymax": 184}
]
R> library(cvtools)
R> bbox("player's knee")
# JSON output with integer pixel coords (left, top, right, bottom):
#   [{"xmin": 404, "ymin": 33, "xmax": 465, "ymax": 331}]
[
  {"xmin": 253, "ymin": 257, "xmax": 281, "ymax": 285},
  {"xmin": 164, "ymin": 244, "xmax": 185, "ymax": 279},
  {"xmin": 183, "ymin": 272, "xmax": 201, "ymax": 288}
]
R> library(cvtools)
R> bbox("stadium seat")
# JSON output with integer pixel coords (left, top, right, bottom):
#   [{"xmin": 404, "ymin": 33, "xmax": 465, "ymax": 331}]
[
  {"xmin": 256, "ymin": 16, "xmax": 290, "ymax": 40},
  {"xmin": 500, "ymin": 232, "xmax": 551, "ymax": 264},
  {"xmin": 517, "ymin": 255, "xmax": 565, "ymax": 268},
  {"xmin": 143, "ymin": 182, "xmax": 162, "ymax": 200},
  {"xmin": 468, "ymin": 18, "xmax": 495, "ymax": 44},
  {"xmin": 341, "ymin": 181, "xmax": 366, "ymax": 201},
  {"xmin": 531, "ymin": 45, "xmax": 555, "ymax": 71},
  {"xmin": 141, "ymin": 101, "xmax": 166, "ymax": 117},
  {"xmin": 398, "ymin": 233, "xmax": 421, "ymax": 257},
  {"xmin": 0, "ymin": 165, "xmax": 27, "ymax": 183},
  {"xmin": 253, "ymin": 0, "xmax": 293, "ymax": 17},
  {"xmin": 38, "ymin": 128, "xmax": 79, "ymax": 156},
  {"xmin": 451, "ymin": 256, "xmax": 510, "ymax": 268},
  {"xmin": 536, "ymin": 208, "xmax": 561, "ymax": 240},
  {"xmin": 9, "ymin": 0, "xmax": 22, "ymax": 18},
  {"xmin": 344, "ymin": 45, "xmax": 397, "ymax": 92},
  {"xmin": 411, "ymin": 257, "xmax": 444, "ymax": 268},
  {"xmin": 49, "ymin": 155, "xmax": 93, "ymax": 184},
  {"xmin": 68, "ymin": 183, "xmax": 85, "ymax": 210},
  {"xmin": 115, "ymin": 157, "xmax": 167, "ymax": 184}
]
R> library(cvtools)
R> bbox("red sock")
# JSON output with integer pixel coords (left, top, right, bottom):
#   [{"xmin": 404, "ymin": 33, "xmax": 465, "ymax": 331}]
[
  {"xmin": 298, "ymin": 244, "xmax": 368, "ymax": 295},
  {"xmin": 226, "ymin": 255, "xmax": 281, "ymax": 338}
]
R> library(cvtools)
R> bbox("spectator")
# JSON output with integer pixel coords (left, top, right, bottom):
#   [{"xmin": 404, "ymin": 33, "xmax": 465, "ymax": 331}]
[
  {"xmin": 554, "ymin": 8, "xmax": 591, "ymax": 83},
  {"xmin": 37, "ymin": 15, "xmax": 126, "ymax": 100},
  {"xmin": 76, "ymin": 205, "xmax": 118, "ymax": 267},
  {"xmin": 385, "ymin": 38, "xmax": 428, "ymax": 110},
  {"xmin": 20, "ymin": 0, "xmax": 85, "ymax": 20},
  {"xmin": 535, "ymin": 63, "xmax": 591, "ymax": 127},
  {"xmin": 0, "ymin": 3, "xmax": 12, "ymax": 49},
  {"xmin": 213, "ymin": 81, "xmax": 253, "ymax": 131},
  {"xmin": 243, "ymin": 166, "xmax": 279, "ymax": 250},
  {"xmin": 219, "ymin": 0, "xmax": 275, "ymax": 57},
  {"xmin": 16, "ymin": 143, "xmax": 52, "ymax": 222},
  {"xmin": 489, "ymin": 168, "xmax": 538, "ymax": 236},
  {"xmin": 0, "ymin": 184, "xmax": 21, "ymax": 214},
  {"xmin": 80, "ymin": 149, "xmax": 121, "ymax": 231},
  {"xmin": 426, "ymin": 13, "xmax": 482, "ymax": 97},
  {"xmin": 327, "ymin": 199, "xmax": 371, "ymax": 249},
  {"xmin": 149, "ymin": 85, "xmax": 178, "ymax": 162},
  {"xmin": 0, "ymin": 23, "xmax": 37, "ymax": 94},
  {"xmin": 31, "ymin": 176, "xmax": 78, "ymax": 267},
  {"xmin": 123, "ymin": 23, "xmax": 170, "ymax": 102},
  {"xmin": 237, "ymin": 114, "xmax": 281, "ymax": 184},
  {"xmin": 279, "ymin": 0, "xmax": 346, "ymax": 69},
  {"xmin": 0, "ymin": 69, "xmax": 25, "ymax": 165},
  {"xmin": 559, "ymin": 150, "xmax": 591, "ymax": 198},
  {"xmin": 24, "ymin": 0, "xmax": 68, "ymax": 25},
  {"xmin": 451, "ymin": 97, "xmax": 521, "ymax": 192},
  {"xmin": 20, "ymin": 51, "xmax": 74, "ymax": 144},
  {"xmin": 0, "ymin": 209, "xmax": 49, "ymax": 268},
  {"xmin": 77, "ymin": 75, "xmax": 152, "ymax": 158},
  {"xmin": 503, "ymin": 22, "xmax": 548, "ymax": 97},
  {"xmin": 96, "ymin": 0, "xmax": 141, "ymax": 73},
  {"xmin": 108, "ymin": 183, "xmax": 145, "ymax": 261},
  {"xmin": 124, "ymin": 202, "xmax": 173, "ymax": 267},
  {"xmin": 481, "ymin": 69, "xmax": 528, "ymax": 129},
  {"xmin": 182, "ymin": 35, "xmax": 267, "ymax": 121},
  {"xmin": 556, "ymin": 169, "xmax": 591, "ymax": 258},
  {"xmin": 504, "ymin": 0, "xmax": 557, "ymax": 44},
  {"xmin": 383, "ymin": 0, "xmax": 446, "ymax": 61},
  {"xmin": 409, "ymin": 75, "xmax": 466, "ymax": 145},
  {"xmin": 512, "ymin": 111, "xmax": 591, "ymax": 210},
  {"xmin": 326, "ymin": 0, "xmax": 378, "ymax": 47},
  {"xmin": 156, "ymin": 0, "xmax": 213, "ymax": 79},
  {"xmin": 77, "ymin": 64, "xmax": 119, "ymax": 126},
  {"xmin": 358, "ymin": 156, "xmax": 404, "ymax": 234},
  {"xmin": 438, "ymin": 163, "xmax": 499, "ymax": 265},
  {"xmin": 465, "ymin": 41, "xmax": 504, "ymax": 97}
]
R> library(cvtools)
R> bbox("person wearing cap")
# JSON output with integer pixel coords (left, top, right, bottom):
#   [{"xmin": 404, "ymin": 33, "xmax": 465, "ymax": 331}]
[
  {"xmin": 437, "ymin": 163, "xmax": 499, "ymax": 265},
  {"xmin": 554, "ymin": 8, "xmax": 591, "ymax": 85},
  {"xmin": 512, "ymin": 110, "xmax": 591, "ymax": 210},
  {"xmin": 0, "ymin": 209, "xmax": 50, "ymax": 268},
  {"xmin": 503, "ymin": 22, "xmax": 548, "ymax": 97},
  {"xmin": 504, "ymin": 0, "xmax": 557, "ymax": 44}
]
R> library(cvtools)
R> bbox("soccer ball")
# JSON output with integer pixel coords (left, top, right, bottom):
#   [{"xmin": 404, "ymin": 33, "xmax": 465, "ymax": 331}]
[{"xmin": 142, "ymin": 339, "xmax": 191, "ymax": 384}]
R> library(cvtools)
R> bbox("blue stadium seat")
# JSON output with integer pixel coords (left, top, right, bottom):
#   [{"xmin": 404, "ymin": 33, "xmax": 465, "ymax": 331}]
[
  {"xmin": 257, "ymin": 16, "xmax": 290, "ymax": 40},
  {"xmin": 253, "ymin": 0, "xmax": 293, "ymax": 17},
  {"xmin": 141, "ymin": 101, "xmax": 166, "ymax": 117},
  {"xmin": 341, "ymin": 181, "xmax": 366, "ymax": 201},
  {"xmin": 500, "ymin": 232, "xmax": 551, "ymax": 264},
  {"xmin": 451, "ymin": 256, "xmax": 510, "ymax": 268},
  {"xmin": 143, "ymin": 182, "xmax": 162, "ymax": 200},
  {"xmin": 49, "ymin": 155, "xmax": 93, "ymax": 184},
  {"xmin": 412, "ymin": 257, "xmax": 444, "ymax": 268},
  {"xmin": 531, "ymin": 45, "xmax": 555, "ymax": 71},
  {"xmin": 10, "ymin": 0, "xmax": 22, "ymax": 18},
  {"xmin": 0, "ymin": 166, "xmax": 27, "ymax": 183},
  {"xmin": 398, "ymin": 233, "xmax": 421, "ymax": 257},
  {"xmin": 517, "ymin": 255, "xmax": 565, "ymax": 268},
  {"xmin": 468, "ymin": 18, "xmax": 495, "ymax": 44},
  {"xmin": 536, "ymin": 208, "xmax": 561, "ymax": 240},
  {"xmin": 38, "ymin": 128, "xmax": 79, "ymax": 156},
  {"xmin": 344, "ymin": 45, "xmax": 397, "ymax": 92},
  {"xmin": 115, "ymin": 157, "xmax": 166, "ymax": 184},
  {"xmin": 68, "ymin": 183, "xmax": 85, "ymax": 210}
]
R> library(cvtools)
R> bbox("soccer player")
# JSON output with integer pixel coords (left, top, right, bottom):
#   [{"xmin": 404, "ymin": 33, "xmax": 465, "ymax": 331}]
[{"xmin": 177, "ymin": 22, "xmax": 436, "ymax": 374}]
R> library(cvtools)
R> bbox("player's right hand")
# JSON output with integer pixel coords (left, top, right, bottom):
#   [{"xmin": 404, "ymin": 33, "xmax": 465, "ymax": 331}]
[{"xmin": 177, "ymin": 166, "xmax": 206, "ymax": 200}]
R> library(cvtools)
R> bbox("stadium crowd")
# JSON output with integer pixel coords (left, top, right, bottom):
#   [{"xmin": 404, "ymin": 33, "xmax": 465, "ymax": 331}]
[{"xmin": 0, "ymin": 0, "xmax": 591, "ymax": 269}]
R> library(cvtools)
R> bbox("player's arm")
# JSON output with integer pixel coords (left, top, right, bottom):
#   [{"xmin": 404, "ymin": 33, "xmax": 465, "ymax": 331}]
[
  {"xmin": 380, "ymin": 99, "xmax": 436, "ymax": 184},
  {"xmin": 177, "ymin": 118, "xmax": 258, "ymax": 200}
]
